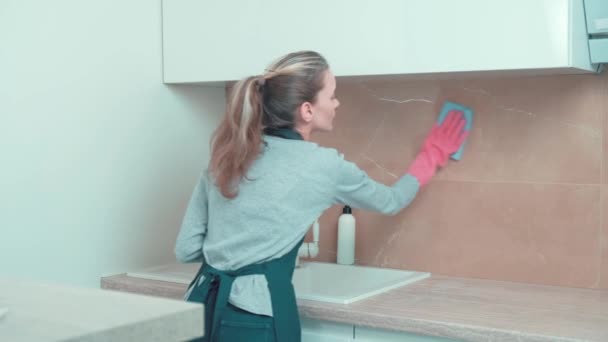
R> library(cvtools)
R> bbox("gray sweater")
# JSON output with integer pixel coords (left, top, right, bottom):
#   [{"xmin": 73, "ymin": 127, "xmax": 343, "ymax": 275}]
[{"xmin": 175, "ymin": 135, "xmax": 420, "ymax": 316}]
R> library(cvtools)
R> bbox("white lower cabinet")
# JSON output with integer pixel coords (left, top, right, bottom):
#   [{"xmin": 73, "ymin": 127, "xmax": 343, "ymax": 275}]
[
  {"xmin": 301, "ymin": 318, "xmax": 354, "ymax": 342},
  {"xmin": 355, "ymin": 325, "xmax": 459, "ymax": 342},
  {"xmin": 301, "ymin": 319, "xmax": 460, "ymax": 342}
]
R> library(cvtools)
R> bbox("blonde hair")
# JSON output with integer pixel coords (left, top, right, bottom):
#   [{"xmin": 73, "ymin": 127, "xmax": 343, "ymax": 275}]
[{"xmin": 210, "ymin": 51, "xmax": 329, "ymax": 198}]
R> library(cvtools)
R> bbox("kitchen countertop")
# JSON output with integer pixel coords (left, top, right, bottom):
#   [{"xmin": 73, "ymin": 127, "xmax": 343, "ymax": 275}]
[
  {"xmin": 1, "ymin": 277, "xmax": 204, "ymax": 342},
  {"xmin": 101, "ymin": 272, "xmax": 608, "ymax": 342}
]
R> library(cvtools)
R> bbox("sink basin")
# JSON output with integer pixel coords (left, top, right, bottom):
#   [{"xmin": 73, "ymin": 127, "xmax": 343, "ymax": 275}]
[
  {"xmin": 293, "ymin": 261, "xmax": 429, "ymax": 304},
  {"xmin": 126, "ymin": 261, "xmax": 430, "ymax": 304}
]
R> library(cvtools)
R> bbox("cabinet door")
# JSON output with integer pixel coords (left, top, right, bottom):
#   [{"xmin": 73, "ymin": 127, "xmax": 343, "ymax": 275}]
[
  {"xmin": 303, "ymin": 331, "xmax": 353, "ymax": 342},
  {"xmin": 301, "ymin": 318, "xmax": 354, "ymax": 342},
  {"xmin": 397, "ymin": 0, "xmax": 593, "ymax": 74},
  {"xmin": 355, "ymin": 325, "xmax": 461, "ymax": 342},
  {"xmin": 162, "ymin": 0, "xmax": 594, "ymax": 84},
  {"xmin": 162, "ymin": 0, "xmax": 406, "ymax": 83}
]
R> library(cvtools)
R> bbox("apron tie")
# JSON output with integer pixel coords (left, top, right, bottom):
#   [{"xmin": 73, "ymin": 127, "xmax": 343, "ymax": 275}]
[{"xmin": 187, "ymin": 238, "xmax": 303, "ymax": 342}]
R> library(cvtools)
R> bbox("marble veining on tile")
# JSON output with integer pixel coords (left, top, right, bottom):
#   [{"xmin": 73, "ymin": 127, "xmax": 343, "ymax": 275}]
[
  {"xmin": 358, "ymin": 82, "xmax": 436, "ymax": 104},
  {"xmin": 459, "ymin": 85, "xmax": 601, "ymax": 138},
  {"xmin": 310, "ymin": 72, "xmax": 608, "ymax": 289}
]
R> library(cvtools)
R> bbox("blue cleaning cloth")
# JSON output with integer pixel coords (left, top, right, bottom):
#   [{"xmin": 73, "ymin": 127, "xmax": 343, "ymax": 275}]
[{"xmin": 436, "ymin": 101, "xmax": 473, "ymax": 161}]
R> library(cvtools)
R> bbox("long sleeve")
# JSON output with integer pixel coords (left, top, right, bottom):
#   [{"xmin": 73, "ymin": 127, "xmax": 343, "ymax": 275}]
[
  {"xmin": 332, "ymin": 155, "xmax": 420, "ymax": 216},
  {"xmin": 175, "ymin": 171, "xmax": 209, "ymax": 263}
]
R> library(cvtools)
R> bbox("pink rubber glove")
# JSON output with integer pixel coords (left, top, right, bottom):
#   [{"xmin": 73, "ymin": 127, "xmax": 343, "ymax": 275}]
[{"xmin": 407, "ymin": 110, "xmax": 469, "ymax": 186}]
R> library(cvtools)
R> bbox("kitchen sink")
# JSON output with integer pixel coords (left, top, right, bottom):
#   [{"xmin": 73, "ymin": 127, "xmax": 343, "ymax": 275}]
[
  {"xmin": 293, "ymin": 261, "xmax": 429, "ymax": 304},
  {"xmin": 126, "ymin": 261, "xmax": 430, "ymax": 304}
]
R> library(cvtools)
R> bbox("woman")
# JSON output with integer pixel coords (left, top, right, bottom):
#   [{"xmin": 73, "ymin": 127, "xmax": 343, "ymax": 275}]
[{"xmin": 175, "ymin": 51, "xmax": 467, "ymax": 342}]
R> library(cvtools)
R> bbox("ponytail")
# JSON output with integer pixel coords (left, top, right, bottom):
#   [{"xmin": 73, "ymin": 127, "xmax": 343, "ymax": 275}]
[{"xmin": 210, "ymin": 76, "xmax": 265, "ymax": 198}]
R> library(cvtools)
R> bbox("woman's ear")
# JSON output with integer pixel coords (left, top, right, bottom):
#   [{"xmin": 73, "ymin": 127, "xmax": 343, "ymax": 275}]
[{"xmin": 298, "ymin": 102, "xmax": 314, "ymax": 123}]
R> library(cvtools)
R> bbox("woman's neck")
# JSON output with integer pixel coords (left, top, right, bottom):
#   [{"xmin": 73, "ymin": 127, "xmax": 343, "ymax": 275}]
[{"xmin": 295, "ymin": 126, "xmax": 311, "ymax": 141}]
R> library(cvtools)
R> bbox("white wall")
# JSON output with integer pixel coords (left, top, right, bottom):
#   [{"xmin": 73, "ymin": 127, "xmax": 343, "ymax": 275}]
[{"xmin": 0, "ymin": 0, "xmax": 224, "ymax": 287}]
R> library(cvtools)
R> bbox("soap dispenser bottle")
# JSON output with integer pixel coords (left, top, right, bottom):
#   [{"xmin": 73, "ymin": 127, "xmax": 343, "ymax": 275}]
[{"xmin": 337, "ymin": 205, "xmax": 356, "ymax": 265}]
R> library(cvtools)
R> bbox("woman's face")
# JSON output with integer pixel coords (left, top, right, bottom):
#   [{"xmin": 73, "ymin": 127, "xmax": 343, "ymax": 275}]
[{"xmin": 310, "ymin": 70, "xmax": 340, "ymax": 132}]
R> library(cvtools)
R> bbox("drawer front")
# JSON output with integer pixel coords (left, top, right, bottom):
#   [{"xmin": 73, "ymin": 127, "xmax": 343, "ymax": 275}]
[
  {"xmin": 590, "ymin": 38, "xmax": 608, "ymax": 63},
  {"xmin": 584, "ymin": 0, "xmax": 608, "ymax": 34}
]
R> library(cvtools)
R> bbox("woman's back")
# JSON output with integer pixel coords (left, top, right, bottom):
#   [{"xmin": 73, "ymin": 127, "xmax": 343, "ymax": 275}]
[{"xmin": 202, "ymin": 135, "xmax": 337, "ymax": 270}]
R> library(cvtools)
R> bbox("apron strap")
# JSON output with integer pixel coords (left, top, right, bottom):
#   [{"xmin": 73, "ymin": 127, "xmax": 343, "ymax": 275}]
[
  {"xmin": 266, "ymin": 268, "xmax": 300, "ymax": 341},
  {"xmin": 265, "ymin": 238, "xmax": 304, "ymax": 341},
  {"xmin": 191, "ymin": 263, "xmax": 267, "ymax": 341},
  {"xmin": 209, "ymin": 272, "xmax": 235, "ymax": 340}
]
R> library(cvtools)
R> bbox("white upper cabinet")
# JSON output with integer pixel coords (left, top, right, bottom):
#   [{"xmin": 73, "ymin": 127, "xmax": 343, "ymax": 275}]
[{"xmin": 162, "ymin": 0, "xmax": 598, "ymax": 84}]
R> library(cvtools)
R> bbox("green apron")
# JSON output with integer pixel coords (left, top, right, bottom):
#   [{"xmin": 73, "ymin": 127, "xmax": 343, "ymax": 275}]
[{"xmin": 186, "ymin": 238, "xmax": 304, "ymax": 342}]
